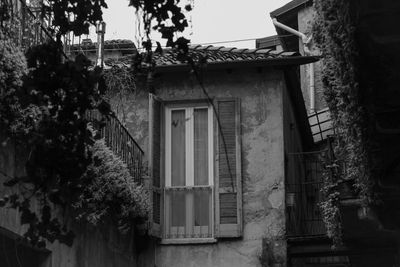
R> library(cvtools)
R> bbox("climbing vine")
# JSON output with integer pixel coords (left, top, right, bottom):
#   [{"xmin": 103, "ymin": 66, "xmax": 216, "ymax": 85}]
[
  {"xmin": 320, "ymin": 157, "xmax": 343, "ymax": 248},
  {"xmin": 313, "ymin": 0, "xmax": 373, "ymax": 244},
  {"xmin": 103, "ymin": 65, "xmax": 137, "ymax": 123}
]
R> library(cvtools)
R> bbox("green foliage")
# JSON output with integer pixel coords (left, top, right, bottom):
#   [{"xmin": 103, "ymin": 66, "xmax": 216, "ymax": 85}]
[
  {"xmin": 129, "ymin": 0, "xmax": 193, "ymax": 79},
  {"xmin": 73, "ymin": 139, "xmax": 149, "ymax": 232},
  {"xmin": 313, "ymin": 0, "xmax": 371, "ymax": 198},
  {"xmin": 103, "ymin": 65, "xmax": 137, "ymax": 122},
  {"xmin": 0, "ymin": 31, "xmax": 28, "ymax": 130},
  {"xmin": 314, "ymin": 0, "xmax": 373, "ymax": 244},
  {"xmin": 320, "ymin": 160, "xmax": 343, "ymax": 248},
  {"xmin": 44, "ymin": 0, "xmax": 108, "ymax": 36},
  {"xmin": 0, "ymin": 39, "xmax": 104, "ymax": 247},
  {"xmin": 103, "ymin": 65, "xmax": 136, "ymax": 98},
  {"xmin": 0, "ymin": 41, "xmax": 149, "ymax": 246},
  {"xmin": 129, "ymin": 0, "xmax": 191, "ymax": 49},
  {"xmin": 0, "ymin": 0, "xmax": 189, "ymax": 248}
]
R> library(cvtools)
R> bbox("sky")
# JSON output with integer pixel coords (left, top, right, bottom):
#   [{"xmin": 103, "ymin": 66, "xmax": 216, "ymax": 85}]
[{"xmin": 89, "ymin": 0, "xmax": 290, "ymax": 49}]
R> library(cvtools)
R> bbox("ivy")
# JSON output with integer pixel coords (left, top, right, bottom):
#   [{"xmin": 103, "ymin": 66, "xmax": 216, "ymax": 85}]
[
  {"xmin": 313, "ymin": 0, "xmax": 373, "ymax": 245},
  {"xmin": 320, "ymin": 158, "xmax": 343, "ymax": 248}
]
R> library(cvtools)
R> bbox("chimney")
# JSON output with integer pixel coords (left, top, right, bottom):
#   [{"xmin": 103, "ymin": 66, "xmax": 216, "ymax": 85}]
[{"xmin": 96, "ymin": 21, "xmax": 106, "ymax": 67}]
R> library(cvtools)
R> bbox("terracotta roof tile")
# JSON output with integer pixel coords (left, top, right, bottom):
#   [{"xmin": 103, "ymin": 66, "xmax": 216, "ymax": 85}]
[
  {"xmin": 206, "ymin": 46, "xmax": 224, "ymax": 51},
  {"xmin": 219, "ymin": 47, "xmax": 237, "ymax": 52},
  {"xmin": 243, "ymin": 49, "xmax": 257, "ymax": 54},
  {"xmin": 104, "ymin": 44, "xmax": 304, "ymax": 68}
]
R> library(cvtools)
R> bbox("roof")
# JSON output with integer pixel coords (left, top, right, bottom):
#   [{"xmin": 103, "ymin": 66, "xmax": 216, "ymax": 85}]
[
  {"xmin": 104, "ymin": 44, "xmax": 319, "ymax": 72},
  {"xmin": 270, "ymin": 0, "xmax": 312, "ymax": 18},
  {"xmin": 256, "ymin": 35, "xmax": 281, "ymax": 49},
  {"xmin": 70, "ymin": 39, "xmax": 137, "ymax": 53}
]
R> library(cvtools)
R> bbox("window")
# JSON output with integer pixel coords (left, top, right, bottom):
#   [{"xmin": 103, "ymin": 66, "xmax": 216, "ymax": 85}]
[
  {"xmin": 149, "ymin": 94, "xmax": 243, "ymax": 242},
  {"xmin": 164, "ymin": 105, "xmax": 214, "ymax": 239}
]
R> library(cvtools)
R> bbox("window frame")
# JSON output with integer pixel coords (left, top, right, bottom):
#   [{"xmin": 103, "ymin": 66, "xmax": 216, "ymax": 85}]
[{"xmin": 162, "ymin": 103, "xmax": 215, "ymax": 243}]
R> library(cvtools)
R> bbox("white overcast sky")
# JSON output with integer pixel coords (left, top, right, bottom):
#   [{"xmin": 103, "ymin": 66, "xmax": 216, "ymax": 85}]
[{"xmin": 89, "ymin": 0, "xmax": 289, "ymax": 49}]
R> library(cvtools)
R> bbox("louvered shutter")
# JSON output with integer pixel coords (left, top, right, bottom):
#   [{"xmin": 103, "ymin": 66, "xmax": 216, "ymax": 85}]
[
  {"xmin": 215, "ymin": 98, "xmax": 242, "ymax": 238},
  {"xmin": 149, "ymin": 93, "xmax": 163, "ymax": 238}
]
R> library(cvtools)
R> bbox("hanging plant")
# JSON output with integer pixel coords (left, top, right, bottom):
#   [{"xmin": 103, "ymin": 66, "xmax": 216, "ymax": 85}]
[{"xmin": 73, "ymin": 139, "xmax": 149, "ymax": 233}]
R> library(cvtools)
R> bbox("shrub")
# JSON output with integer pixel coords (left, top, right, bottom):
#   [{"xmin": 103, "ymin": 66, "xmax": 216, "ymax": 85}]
[{"xmin": 73, "ymin": 139, "xmax": 149, "ymax": 233}]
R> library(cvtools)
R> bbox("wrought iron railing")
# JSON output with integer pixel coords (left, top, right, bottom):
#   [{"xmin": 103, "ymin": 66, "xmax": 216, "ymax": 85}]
[
  {"xmin": 286, "ymin": 151, "xmax": 327, "ymax": 237},
  {"xmin": 86, "ymin": 109, "xmax": 144, "ymax": 185},
  {"xmin": 286, "ymin": 139, "xmax": 354, "ymax": 238},
  {"xmin": 164, "ymin": 186, "xmax": 213, "ymax": 239}
]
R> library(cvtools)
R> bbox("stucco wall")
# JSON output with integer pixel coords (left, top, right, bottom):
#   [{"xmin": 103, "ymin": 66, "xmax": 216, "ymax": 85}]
[
  {"xmin": 0, "ymin": 135, "xmax": 139, "ymax": 267},
  {"xmin": 298, "ymin": 6, "xmax": 326, "ymax": 114},
  {"xmin": 110, "ymin": 68, "xmax": 288, "ymax": 267},
  {"xmin": 0, "ymin": 65, "xmax": 290, "ymax": 267}
]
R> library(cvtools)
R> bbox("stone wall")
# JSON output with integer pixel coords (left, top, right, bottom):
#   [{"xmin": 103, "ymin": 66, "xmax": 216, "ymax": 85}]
[{"xmin": 109, "ymin": 68, "xmax": 288, "ymax": 267}]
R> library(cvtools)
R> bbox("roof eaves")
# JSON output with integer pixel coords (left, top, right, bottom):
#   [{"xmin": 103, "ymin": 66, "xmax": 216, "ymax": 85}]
[
  {"xmin": 154, "ymin": 55, "xmax": 319, "ymax": 73},
  {"xmin": 270, "ymin": 0, "xmax": 312, "ymax": 18}
]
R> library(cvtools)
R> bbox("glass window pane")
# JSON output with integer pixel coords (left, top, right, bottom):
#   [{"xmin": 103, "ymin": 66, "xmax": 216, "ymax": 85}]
[
  {"xmin": 171, "ymin": 110, "xmax": 185, "ymax": 186},
  {"xmin": 194, "ymin": 189, "xmax": 211, "ymax": 227},
  {"xmin": 194, "ymin": 108, "xmax": 208, "ymax": 185},
  {"xmin": 171, "ymin": 190, "xmax": 186, "ymax": 227}
]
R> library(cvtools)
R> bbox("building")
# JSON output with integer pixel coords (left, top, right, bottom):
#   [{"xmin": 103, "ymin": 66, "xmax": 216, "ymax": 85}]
[
  {"xmin": 0, "ymin": 39, "xmax": 319, "ymax": 266},
  {"xmin": 258, "ymin": 0, "xmax": 333, "ymax": 144},
  {"xmin": 103, "ymin": 45, "xmax": 318, "ymax": 266},
  {"xmin": 262, "ymin": 0, "xmax": 400, "ymax": 266}
]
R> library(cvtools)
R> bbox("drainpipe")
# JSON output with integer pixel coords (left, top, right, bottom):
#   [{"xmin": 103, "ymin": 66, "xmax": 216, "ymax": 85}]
[
  {"xmin": 96, "ymin": 21, "xmax": 106, "ymax": 68},
  {"xmin": 272, "ymin": 18, "xmax": 315, "ymax": 113}
]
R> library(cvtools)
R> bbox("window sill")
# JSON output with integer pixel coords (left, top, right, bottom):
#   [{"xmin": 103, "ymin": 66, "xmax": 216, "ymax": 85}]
[{"xmin": 160, "ymin": 238, "xmax": 217, "ymax": 245}]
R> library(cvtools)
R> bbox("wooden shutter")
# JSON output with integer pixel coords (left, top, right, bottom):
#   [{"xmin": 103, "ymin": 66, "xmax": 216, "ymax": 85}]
[
  {"xmin": 149, "ymin": 93, "xmax": 163, "ymax": 238},
  {"xmin": 215, "ymin": 98, "xmax": 242, "ymax": 238}
]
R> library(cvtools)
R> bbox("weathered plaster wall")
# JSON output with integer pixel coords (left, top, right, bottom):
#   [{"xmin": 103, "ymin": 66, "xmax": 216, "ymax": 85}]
[
  {"xmin": 282, "ymin": 78, "xmax": 305, "ymax": 158},
  {"xmin": 282, "ymin": 79, "xmax": 309, "ymax": 238},
  {"xmin": 298, "ymin": 6, "xmax": 325, "ymax": 114},
  {"xmin": 110, "ymin": 68, "xmax": 288, "ymax": 267},
  {"xmin": 0, "ymin": 135, "xmax": 139, "ymax": 267}
]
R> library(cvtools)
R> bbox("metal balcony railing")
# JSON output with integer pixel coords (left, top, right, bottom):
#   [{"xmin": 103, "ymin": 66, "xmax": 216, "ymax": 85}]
[
  {"xmin": 164, "ymin": 186, "xmax": 213, "ymax": 239},
  {"xmin": 86, "ymin": 109, "xmax": 144, "ymax": 185},
  {"xmin": 286, "ymin": 151, "xmax": 328, "ymax": 237}
]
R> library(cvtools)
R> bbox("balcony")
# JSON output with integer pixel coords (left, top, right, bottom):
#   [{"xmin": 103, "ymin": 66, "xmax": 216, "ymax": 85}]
[{"xmin": 285, "ymin": 141, "xmax": 400, "ymax": 266}]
